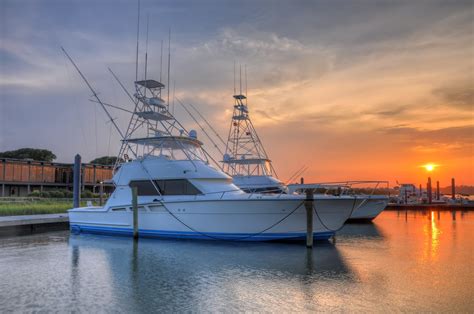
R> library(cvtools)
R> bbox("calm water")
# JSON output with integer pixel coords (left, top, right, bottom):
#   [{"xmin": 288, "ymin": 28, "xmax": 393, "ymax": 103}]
[{"xmin": 0, "ymin": 210, "xmax": 473, "ymax": 312}]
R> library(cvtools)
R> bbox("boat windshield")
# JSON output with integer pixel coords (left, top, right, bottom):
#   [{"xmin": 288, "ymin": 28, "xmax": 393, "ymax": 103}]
[
  {"xmin": 126, "ymin": 136, "xmax": 208, "ymax": 163},
  {"xmin": 155, "ymin": 142, "xmax": 208, "ymax": 162}
]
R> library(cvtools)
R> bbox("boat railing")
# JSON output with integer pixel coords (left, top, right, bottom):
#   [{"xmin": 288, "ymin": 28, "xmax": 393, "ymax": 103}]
[
  {"xmin": 287, "ymin": 180, "xmax": 390, "ymax": 197},
  {"xmin": 193, "ymin": 186, "xmax": 287, "ymax": 200}
]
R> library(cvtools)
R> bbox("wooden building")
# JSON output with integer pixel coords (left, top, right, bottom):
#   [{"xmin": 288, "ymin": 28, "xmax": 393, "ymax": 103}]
[{"xmin": 0, "ymin": 158, "xmax": 114, "ymax": 197}]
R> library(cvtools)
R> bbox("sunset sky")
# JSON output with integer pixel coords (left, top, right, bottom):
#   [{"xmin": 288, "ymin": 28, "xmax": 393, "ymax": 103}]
[{"xmin": 1, "ymin": 0, "xmax": 473, "ymax": 187}]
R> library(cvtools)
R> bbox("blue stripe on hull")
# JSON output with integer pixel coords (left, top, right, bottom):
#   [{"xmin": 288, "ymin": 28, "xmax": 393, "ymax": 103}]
[{"xmin": 70, "ymin": 224, "xmax": 334, "ymax": 241}]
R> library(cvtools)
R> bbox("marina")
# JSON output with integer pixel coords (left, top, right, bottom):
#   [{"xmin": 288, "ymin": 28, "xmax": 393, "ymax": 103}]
[
  {"xmin": 1, "ymin": 210, "xmax": 472, "ymax": 312},
  {"xmin": 1, "ymin": 0, "xmax": 472, "ymax": 312}
]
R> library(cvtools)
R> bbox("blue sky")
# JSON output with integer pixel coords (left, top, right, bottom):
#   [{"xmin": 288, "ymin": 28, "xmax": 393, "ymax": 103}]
[{"xmin": 1, "ymin": 0, "xmax": 473, "ymax": 184}]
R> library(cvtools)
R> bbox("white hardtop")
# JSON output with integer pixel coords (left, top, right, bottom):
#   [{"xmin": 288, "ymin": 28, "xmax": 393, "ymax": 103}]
[{"xmin": 113, "ymin": 155, "xmax": 230, "ymax": 186}]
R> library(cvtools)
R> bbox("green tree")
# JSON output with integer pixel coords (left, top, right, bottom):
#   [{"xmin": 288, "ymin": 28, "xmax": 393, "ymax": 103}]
[
  {"xmin": 0, "ymin": 148, "xmax": 56, "ymax": 161},
  {"xmin": 90, "ymin": 156, "xmax": 123, "ymax": 165}
]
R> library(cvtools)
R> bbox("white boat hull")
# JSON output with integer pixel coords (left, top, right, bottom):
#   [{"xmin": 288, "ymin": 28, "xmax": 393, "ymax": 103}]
[
  {"xmin": 69, "ymin": 197, "xmax": 355, "ymax": 241},
  {"xmin": 349, "ymin": 196, "xmax": 388, "ymax": 221}
]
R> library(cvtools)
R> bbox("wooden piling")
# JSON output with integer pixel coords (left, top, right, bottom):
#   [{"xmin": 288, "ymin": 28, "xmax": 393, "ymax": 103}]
[
  {"xmin": 73, "ymin": 154, "xmax": 81, "ymax": 208},
  {"xmin": 304, "ymin": 189, "xmax": 314, "ymax": 248},
  {"xmin": 132, "ymin": 186, "xmax": 138, "ymax": 239},
  {"xmin": 451, "ymin": 178, "xmax": 456, "ymax": 200},
  {"xmin": 436, "ymin": 181, "xmax": 440, "ymax": 200},
  {"xmin": 99, "ymin": 181, "xmax": 104, "ymax": 206},
  {"xmin": 427, "ymin": 177, "xmax": 432, "ymax": 204}
]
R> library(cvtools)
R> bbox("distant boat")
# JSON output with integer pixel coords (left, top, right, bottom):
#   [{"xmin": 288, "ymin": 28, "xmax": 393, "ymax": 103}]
[{"xmin": 220, "ymin": 90, "xmax": 388, "ymax": 222}]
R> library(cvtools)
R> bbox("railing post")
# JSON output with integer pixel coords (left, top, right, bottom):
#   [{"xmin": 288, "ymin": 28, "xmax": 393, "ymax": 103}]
[
  {"xmin": 304, "ymin": 188, "xmax": 314, "ymax": 248},
  {"xmin": 132, "ymin": 186, "xmax": 138, "ymax": 239}
]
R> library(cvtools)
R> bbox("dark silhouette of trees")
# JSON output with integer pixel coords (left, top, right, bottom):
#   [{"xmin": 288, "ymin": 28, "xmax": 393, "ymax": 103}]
[
  {"xmin": 90, "ymin": 156, "xmax": 123, "ymax": 165},
  {"xmin": 0, "ymin": 148, "xmax": 56, "ymax": 161}
]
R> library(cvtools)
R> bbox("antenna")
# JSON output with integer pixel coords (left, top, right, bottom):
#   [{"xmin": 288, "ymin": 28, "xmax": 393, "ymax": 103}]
[
  {"xmin": 160, "ymin": 40, "xmax": 163, "ymax": 83},
  {"xmin": 244, "ymin": 64, "xmax": 247, "ymax": 104},
  {"xmin": 144, "ymin": 14, "xmax": 149, "ymax": 81},
  {"xmin": 144, "ymin": 14, "xmax": 149, "ymax": 97},
  {"xmin": 239, "ymin": 64, "xmax": 242, "ymax": 95},
  {"xmin": 172, "ymin": 80, "xmax": 176, "ymax": 115},
  {"xmin": 233, "ymin": 61, "xmax": 236, "ymax": 95},
  {"xmin": 135, "ymin": 0, "xmax": 140, "ymax": 82},
  {"xmin": 167, "ymin": 29, "xmax": 171, "ymax": 110}
]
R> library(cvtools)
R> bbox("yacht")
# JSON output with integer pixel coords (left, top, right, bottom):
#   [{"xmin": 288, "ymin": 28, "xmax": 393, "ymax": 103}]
[
  {"xmin": 221, "ymin": 90, "xmax": 388, "ymax": 221},
  {"xmin": 66, "ymin": 72, "xmax": 354, "ymax": 241}
]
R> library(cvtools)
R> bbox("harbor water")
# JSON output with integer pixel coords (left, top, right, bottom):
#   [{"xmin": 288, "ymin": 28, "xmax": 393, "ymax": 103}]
[{"xmin": 0, "ymin": 210, "xmax": 473, "ymax": 312}]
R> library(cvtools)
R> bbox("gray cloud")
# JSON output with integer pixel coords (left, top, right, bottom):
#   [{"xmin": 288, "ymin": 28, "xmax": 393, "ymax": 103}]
[
  {"xmin": 433, "ymin": 81, "xmax": 474, "ymax": 110},
  {"xmin": 1, "ymin": 0, "xmax": 473, "ymax": 172}
]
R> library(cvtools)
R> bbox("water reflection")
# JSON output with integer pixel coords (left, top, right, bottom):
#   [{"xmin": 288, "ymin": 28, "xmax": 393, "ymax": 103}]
[
  {"xmin": 66, "ymin": 235, "xmax": 356, "ymax": 312},
  {"xmin": 1, "ymin": 211, "xmax": 473, "ymax": 312},
  {"xmin": 338, "ymin": 222, "xmax": 385, "ymax": 240}
]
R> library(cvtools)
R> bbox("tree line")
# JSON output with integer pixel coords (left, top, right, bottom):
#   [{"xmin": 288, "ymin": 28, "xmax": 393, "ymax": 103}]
[{"xmin": 0, "ymin": 148, "xmax": 120, "ymax": 165}]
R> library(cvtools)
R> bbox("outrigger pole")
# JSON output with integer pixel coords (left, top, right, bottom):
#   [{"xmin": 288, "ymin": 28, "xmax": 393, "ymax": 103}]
[
  {"xmin": 61, "ymin": 47, "xmax": 125, "ymax": 141},
  {"xmin": 187, "ymin": 102, "xmax": 227, "ymax": 147},
  {"xmin": 176, "ymin": 98, "xmax": 225, "ymax": 156}
]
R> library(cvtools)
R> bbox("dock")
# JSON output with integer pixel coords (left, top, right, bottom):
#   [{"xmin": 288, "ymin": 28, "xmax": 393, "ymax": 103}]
[
  {"xmin": 0, "ymin": 214, "xmax": 69, "ymax": 237},
  {"xmin": 386, "ymin": 204, "xmax": 474, "ymax": 211}
]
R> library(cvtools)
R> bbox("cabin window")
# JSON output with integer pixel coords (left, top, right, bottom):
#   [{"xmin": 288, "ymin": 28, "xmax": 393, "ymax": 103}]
[
  {"xmin": 129, "ymin": 181, "xmax": 161, "ymax": 196},
  {"xmin": 129, "ymin": 179, "xmax": 201, "ymax": 196}
]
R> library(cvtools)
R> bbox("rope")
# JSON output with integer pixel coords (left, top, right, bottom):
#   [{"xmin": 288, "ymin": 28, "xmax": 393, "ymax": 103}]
[
  {"xmin": 154, "ymin": 199, "xmax": 305, "ymax": 241},
  {"xmin": 312, "ymin": 196, "xmax": 358, "ymax": 233},
  {"xmin": 132, "ymin": 157, "xmax": 306, "ymax": 241}
]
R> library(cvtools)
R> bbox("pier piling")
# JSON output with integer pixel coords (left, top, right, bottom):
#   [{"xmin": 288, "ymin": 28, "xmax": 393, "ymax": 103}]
[
  {"xmin": 304, "ymin": 189, "xmax": 314, "ymax": 248},
  {"xmin": 436, "ymin": 181, "xmax": 440, "ymax": 200},
  {"xmin": 427, "ymin": 177, "xmax": 432, "ymax": 204},
  {"xmin": 132, "ymin": 186, "xmax": 138, "ymax": 239},
  {"xmin": 99, "ymin": 181, "xmax": 104, "ymax": 206},
  {"xmin": 451, "ymin": 178, "xmax": 456, "ymax": 200},
  {"xmin": 73, "ymin": 154, "xmax": 81, "ymax": 208}
]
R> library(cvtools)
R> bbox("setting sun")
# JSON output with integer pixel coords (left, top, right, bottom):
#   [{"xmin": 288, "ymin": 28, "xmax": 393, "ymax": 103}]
[{"xmin": 422, "ymin": 163, "xmax": 437, "ymax": 172}]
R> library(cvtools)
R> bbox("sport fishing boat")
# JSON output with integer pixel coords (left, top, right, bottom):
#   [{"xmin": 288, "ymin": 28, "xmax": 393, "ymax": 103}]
[
  {"xmin": 63, "ymin": 52, "xmax": 354, "ymax": 240},
  {"xmin": 220, "ymin": 86, "xmax": 388, "ymax": 221},
  {"xmin": 287, "ymin": 183, "xmax": 389, "ymax": 221}
]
